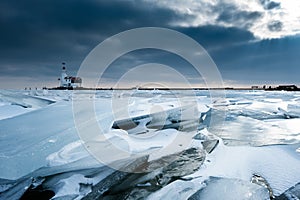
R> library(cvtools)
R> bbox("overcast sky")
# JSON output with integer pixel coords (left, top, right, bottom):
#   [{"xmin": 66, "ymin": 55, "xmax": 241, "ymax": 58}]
[{"xmin": 1, "ymin": 0, "xmax": 300, "ymax": 88}]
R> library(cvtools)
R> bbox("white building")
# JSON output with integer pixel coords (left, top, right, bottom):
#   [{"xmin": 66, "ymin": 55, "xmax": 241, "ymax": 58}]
[{"xmin": 59, "ymin": 63, "xmax": 82, "ymax": 88}]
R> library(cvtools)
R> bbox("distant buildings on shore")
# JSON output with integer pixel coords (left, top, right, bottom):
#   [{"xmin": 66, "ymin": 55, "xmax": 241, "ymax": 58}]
[
  {"xmin": 265, "ymin": 85, "xmax": 300, "ymax": 91},
  {"xmin": 250, "ymin": 85, "xmax": 300, "ymax": 91}
]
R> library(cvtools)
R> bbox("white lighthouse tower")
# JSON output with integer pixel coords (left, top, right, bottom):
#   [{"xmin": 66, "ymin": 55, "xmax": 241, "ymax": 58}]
[
  {"xmin": 59, "ymin": 62, "xmax": 82, "ymax": 88},
  {"xmin": 60, "ymin": 63, "xmax": 68, "ymax": 87}
]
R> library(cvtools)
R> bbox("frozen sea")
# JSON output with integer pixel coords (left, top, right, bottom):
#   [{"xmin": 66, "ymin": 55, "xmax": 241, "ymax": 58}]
[{"xmin": 0, "ymin": 89, "xmax": 299, "ymax": 200}]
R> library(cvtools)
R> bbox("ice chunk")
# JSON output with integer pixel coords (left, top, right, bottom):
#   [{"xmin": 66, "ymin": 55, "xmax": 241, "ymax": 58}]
[
  {"xmin": 0, "ymin": 104, "xmax": 31, "ymax": 120},
  {"xmin": 0, "ymin": 90, "xmax": 55, "ymax": 108},
  {"xmin": 209, "ymin": 115, "xmax": 300, "ymax": 146},
  {"xmin": 46, "ymin": 140, "xmax": 90, "ymax": 167},
  {"xmin": 286, "ymin": 104, "xmax": 300, "ymax": 117},
  {"xmin": 0, "ymin": 178, "xmax": 33, "ymax": 200},
  {"xmin": 84, "ymin": 148, "xmax": 205, "ymax": 199},
  {"xmin": 188, "ymin": 177, "xmax": 270, "ymax": 200},
  {"xmin": 52, "ymin": 174, "xmax": 93, "ymax": 199},
  {"xmin": 191, "ymin": 141, "xmax": 300, "ymax": 196},
  {"xmin": 276, "ymin": 182, "xmax": 300, "ymax": 199},
  {"xmin": 201, "ymin": 139, "xmax": 219, "ymax": 154},
  {"xmin": 251, "ymin": 174, "xmax": 274, "ymax": 198},
  {"xmin": 147, "ymin": 178, "xmax": 205, "ymax": 200}
]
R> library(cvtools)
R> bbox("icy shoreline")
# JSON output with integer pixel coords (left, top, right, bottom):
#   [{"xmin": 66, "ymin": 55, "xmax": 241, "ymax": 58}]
[{"xmin": 0, "ymin": 89, "xmax": 300, "ymax": 199}]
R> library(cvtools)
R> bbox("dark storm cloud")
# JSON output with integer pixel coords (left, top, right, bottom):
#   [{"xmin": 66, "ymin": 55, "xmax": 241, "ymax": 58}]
[
  {"xmin": 0, "ymin": 0, "xmax": 181, "ymax": 81},
  {"xmin": 177, "ymin": 26, "xmax": 255, "ymax": 49},
  {"xmin": 99, "ymin": 26, "xmax": 256, "ymax": 85},
  {"xmin": 0, "ymin": 0, "xmax": 299, "ymax": 88},
  {"xmin": 102, "ymin": 49, "xmax": 200, "ymax": 81},
  {"xmin": 210, "ymin": 36, "xmax": 300, "ymax": 84},
  {"xmin": 268, "ymin": 20, "xmax": 283, "ymax": 32},
  {"xmin": 0, "ymin": 0, "xmax": 258, "ymax": 88},
  {"xmin": 259, "ymin": 0, "xmax": 281, "ymax": 10},
  {"xmin": 218, "ymin": 10, "xmax": 262, "ymax": 23},
  {"xmin": 216, "ymin": 3, "xmax": 263, "ymax": 28},
  {"xmin": 0, "ymin": 0, "xmax": 178, "ymax": 46}
]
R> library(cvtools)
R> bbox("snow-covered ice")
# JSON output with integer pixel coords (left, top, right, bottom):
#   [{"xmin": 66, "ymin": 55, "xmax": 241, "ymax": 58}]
[{"xmin": 0, "ymin": 89, "xmax": 300, "ymax": 199}]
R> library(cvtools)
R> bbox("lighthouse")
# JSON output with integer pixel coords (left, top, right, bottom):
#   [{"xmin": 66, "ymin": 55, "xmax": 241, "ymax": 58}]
[
  {"xmin": 60, "ymin": 63, "xmax": 68, "ymax": 87},
  {"xmin": 59, "ymin": 63, "xmax": 82, "ymax": 88}
]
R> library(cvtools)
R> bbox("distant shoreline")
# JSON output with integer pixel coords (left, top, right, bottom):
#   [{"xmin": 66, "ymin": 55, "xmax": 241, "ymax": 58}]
[
  {"xmin": 48, "ymin": 86, "xmax": 255, "ymax": 90},
  {"xmin": 47, "ymin": 85, "xmax": 300, "ymax": 91}
]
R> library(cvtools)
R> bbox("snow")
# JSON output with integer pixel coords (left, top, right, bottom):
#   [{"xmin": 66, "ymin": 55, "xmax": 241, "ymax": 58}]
[
  {"xmin": 46, "ymin": 140, "xmax": 88, "ymax": 167},
  {"xmin": 52, "ymin": 170, "xmax": 113, "ymax": 200},
  {"xmin": 0, "ymin": 100, "xmax": 80, "ymax": 179},
  {"xmin": 0, "ymin": 104, "xmax": 32, "ymax": 120},
  {"xmin": 147, "ymin": 136, "xmax": 300, "ymax": 198},
  {"xmin": 0, "ymin": 89, "xmax": 300, "ymax": 199},
  {"xmin": 195, "ymin": 139, "xmax": 300, "ymax": 195}
]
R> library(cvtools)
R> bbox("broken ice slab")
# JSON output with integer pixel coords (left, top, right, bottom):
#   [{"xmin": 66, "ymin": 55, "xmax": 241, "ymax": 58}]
[
  {"xmin": 205, "ymin": 108, "xmax": 300, "ymax": 146},
  {"xmin": 286, "ymin": 104, "xmax": 300, "ymax": 117},
  {"xmin": 112, "ymin": 104, "xmax": 201, "ymax": 133},
  {"xmin": 275, "ymin": 182, "xmax": 300, "ymax": 200},
  {"xmin": 188, "ymin": 177, "xmax": 270, "ymax": 200},
  {"xmin": 201, "ymin": 139, "xmax": 219, "ymax": 154},
  {"xmin": 0, "ymin": 90, "xmax": 55, "ymax": 108},
  {"xmin": 251, "ymin": 174, "xmax": 274, "ymax": 199},
  {"xmin": 83, "ymin": 148, "xmax": 205, "ymax": 199},
  {"xmin": 0, "ymin": 178, "xmax": 33, "ymax": 200},
  {"xmin": 0, "ymin": 101, "xmax": 80, "ymax": 180}
]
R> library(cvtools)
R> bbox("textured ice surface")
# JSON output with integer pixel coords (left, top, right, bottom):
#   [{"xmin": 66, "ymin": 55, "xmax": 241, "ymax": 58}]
[
  {"xmin": 186, "ymin": 138, "xmax": 300, "ymax": 196},
  {"xmin": 0, "ymin": 92, "xmax": 115, "ymax": 179},
  {"xmin": 188, "ymin": 177, "xmax": 269, "ymax": 200},
  {"xmin": 0, "ymin": 101, "xmax": 79, "ymax": 179},
  {"xmin": 1, "ymin": 90, "xmax": 300, "ymax": 199},
  {"xmin": 0, "ymin": 104, "xmax": 31, "ymax": 120},
  {"xmin": 205, "ymin": 90, "xmax": 300, "ymax": 146},
  {"xmin": 0, "ymin": 90, "xmax": 55, "ymax": 109}
]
